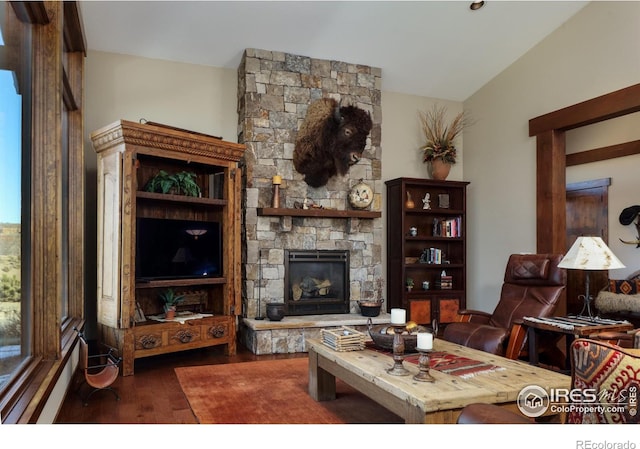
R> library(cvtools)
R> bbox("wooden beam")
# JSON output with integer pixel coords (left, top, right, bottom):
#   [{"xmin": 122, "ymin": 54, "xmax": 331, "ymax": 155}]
[
  {"xmin": 257, "ymin": 207, "xmax": 381, "ymax": 219},
  {"xmin": 566, "ymin": 139, "xmax": 640, "ymax": 166},
  {"xmin": 529, "ymin": 83, "xmax": 640, "ymax": 136},
  {"xmin": 536, "ymin": 130, "xmax": 566, "ymax": 254}
]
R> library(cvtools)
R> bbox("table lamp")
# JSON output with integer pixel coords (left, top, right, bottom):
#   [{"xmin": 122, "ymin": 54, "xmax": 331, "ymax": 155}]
[{"xmin": 558, "ymin": 236, "xmax": 625, "ymax": 318}]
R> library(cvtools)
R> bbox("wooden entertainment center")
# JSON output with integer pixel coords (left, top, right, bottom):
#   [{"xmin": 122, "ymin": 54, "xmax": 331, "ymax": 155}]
[{"xmin": 91, "ymin": 120, "xmax": 245, "ymax": 375}]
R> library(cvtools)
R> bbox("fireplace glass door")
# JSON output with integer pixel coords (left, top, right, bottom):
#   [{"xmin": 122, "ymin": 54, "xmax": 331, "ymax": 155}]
[{"xmin": 284, "ymin": 250, "xmax": 349, "ymax": 315}]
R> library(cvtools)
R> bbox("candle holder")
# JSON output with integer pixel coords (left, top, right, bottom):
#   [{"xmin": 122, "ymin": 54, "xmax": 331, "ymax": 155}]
[
  {"xmin": 271, "ymin": 178, "xmax": 281, "ymax": 209},
  {"xmin": 413, "ymin": 348, "xmax": 435, "ymax": 382},
  {"xmin": 386, "ymin": 324, "xmax": 411, "ymax": 376}
]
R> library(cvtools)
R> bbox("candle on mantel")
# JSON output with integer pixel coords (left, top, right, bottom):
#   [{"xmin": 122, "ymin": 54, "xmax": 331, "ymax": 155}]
[
  {"xmin": 390, "ymin": 308, "xmax": 406, "ymax": 325},
  {"xmin": 417, "ymin": 332, "xmax": 433, "ymax": 350},
  {"xmin": 271, "ymin": 175, "xmax": 282, "ymax": 208}
]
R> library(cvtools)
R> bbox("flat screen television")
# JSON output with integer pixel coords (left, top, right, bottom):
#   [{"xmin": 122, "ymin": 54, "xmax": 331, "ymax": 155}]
[{"xmin": 136, "ymin": 217, "xmax": 222, "ymax": 280}]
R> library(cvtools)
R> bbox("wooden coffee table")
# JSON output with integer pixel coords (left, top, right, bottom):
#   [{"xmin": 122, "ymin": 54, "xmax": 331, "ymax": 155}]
[{"xmin": 307, "ymin": 337, "xmax": 570, "ymax": 424}]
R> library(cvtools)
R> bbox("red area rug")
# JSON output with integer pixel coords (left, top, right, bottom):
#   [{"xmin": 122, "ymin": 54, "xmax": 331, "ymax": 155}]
[{"xmin": 174, "ymin": 357, "xmax": 404, "ymax": 424}]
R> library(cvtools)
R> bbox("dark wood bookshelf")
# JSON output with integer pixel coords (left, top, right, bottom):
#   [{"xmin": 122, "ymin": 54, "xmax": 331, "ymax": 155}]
[{"xmin": 385, "ymin": 177, "xmax": 469, "ymax": 326}]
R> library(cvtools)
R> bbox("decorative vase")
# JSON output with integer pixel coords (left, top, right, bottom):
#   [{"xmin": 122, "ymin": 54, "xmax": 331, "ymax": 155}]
[
  {"xmin": 429, "ymin": 159, "xmax": 451, "ymax": 181},
  {"xmin": 405, "ymin": 191, "xmax": 415, "ymax": 209}
]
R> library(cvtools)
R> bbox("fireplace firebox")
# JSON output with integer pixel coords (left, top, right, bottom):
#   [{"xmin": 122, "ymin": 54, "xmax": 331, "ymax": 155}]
[{"xmin": 284, "ymin": 250, "xmax": 350, "ymax": 316}]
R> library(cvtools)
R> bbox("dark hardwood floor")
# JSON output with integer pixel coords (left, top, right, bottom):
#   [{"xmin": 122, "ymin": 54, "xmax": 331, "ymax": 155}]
[{"xmin": 55, "ymin": 341, "xmax": 305, "ymax": 424}]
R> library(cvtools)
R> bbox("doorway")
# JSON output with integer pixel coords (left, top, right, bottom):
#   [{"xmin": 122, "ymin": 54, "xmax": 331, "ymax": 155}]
[{"xmin": 565, "ymin": 178, "xmax": 611, "ymax": 316}]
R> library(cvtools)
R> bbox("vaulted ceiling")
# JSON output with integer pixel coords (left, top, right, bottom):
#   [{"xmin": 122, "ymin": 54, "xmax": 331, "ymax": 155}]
[{"xmin": 80, "ymin": 1, "xmax": 588, "ymax": 101}]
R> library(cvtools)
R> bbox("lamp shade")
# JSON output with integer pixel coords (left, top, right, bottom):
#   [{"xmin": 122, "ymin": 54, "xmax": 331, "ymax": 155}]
[{"xmin": 558, "ymin": 236, "xmax": 625, "ymax": 271}]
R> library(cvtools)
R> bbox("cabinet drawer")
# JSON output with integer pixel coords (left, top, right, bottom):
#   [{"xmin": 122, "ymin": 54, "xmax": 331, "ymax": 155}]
[
  {"xmin": 133, "ymin": 328, "xmax": 164, "ymax": 351},
  {"xmin": 133, "ymin": 321, "xmax": 203, "ymax": 351},
  {"xmin": 409, "ymin": 297, "xmax": 460, "ymax": 325},
  {"xmin": 196, "ymin": 315, "xmax": 234, "ymax": 340},
  {"xmin": 168, "ymin": 326, "xmax": 202, "ymax": 346},
  {"xmin": 438, "ymin": 298, "xmax": 460, "ymax": 323},
  {"xmin": 410, "ymin": 300, "xmax": 432, "ymax": 325},
  {"xmin": 202, "ymin": 321, "xmax": 231, "ymax": 340}
]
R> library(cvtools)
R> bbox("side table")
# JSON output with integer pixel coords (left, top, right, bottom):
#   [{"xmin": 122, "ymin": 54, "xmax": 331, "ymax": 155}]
[{"xmin": 524, "ymin": 315, "xmax": 634, "ymax": 371}]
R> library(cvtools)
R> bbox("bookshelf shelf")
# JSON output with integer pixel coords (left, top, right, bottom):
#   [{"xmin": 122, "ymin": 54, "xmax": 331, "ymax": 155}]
[{"xmin": 385, "ymin": 177, "xmax": 469, "ymax": 326}]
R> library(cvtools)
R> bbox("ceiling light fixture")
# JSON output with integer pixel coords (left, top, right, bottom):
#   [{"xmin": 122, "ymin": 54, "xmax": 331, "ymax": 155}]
[{"xmin": 470, "ymin": 1, "xmax": 485, "ymax": 11}]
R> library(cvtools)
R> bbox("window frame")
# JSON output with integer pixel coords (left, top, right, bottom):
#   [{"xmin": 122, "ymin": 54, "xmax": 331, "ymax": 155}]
[{"xmin": 0, "ymin": 1, "xmax": 85, "ymax": 423}]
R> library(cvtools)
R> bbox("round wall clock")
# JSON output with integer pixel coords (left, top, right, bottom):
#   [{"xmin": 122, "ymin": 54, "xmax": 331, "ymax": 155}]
[{"xmin": 348, "ymin": 179, "xmax": 374, "ymax": 210}]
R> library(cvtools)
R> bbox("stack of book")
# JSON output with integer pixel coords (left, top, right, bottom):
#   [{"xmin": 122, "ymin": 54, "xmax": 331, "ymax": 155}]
[
  {"xmin": 421, "ymin": 247, "xmax": 443, "ymax": 264},
  {"xmin": 436, "ymin": 275, "xmax": 453, "ymax": 289},
  {"xmin": 432, "ymin": 216, "xmax": 462, "ymax": 237}
]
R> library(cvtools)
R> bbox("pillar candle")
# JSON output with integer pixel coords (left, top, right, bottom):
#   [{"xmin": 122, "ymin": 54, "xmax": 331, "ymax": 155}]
[
  {"xmin": 417, "ymin": 332, "xmax": 433, "ymax": 350},
  {"xmin": 272, "ymin": 175, "xmax": 282, "ymax": 185},
  {"xmin": 390, "ymin": 308, "xmax": 406, "ymax": 324}
]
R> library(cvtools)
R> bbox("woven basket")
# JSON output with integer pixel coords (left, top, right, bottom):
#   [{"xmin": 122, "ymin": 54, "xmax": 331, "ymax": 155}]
[{"xmin": 321, "ymin": 326, "xmax": 366, "ymax": 351}]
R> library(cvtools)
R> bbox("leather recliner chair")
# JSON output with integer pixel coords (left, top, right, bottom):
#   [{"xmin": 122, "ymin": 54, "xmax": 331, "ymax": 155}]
[{"xmin": 443, "ymin": 253, "xmax": 566, "ymax": 359}]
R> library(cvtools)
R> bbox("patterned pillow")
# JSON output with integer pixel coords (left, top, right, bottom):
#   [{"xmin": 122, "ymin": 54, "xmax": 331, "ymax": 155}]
[
  {"xmin": 569, "ymin": 339, "xmax": 640, "ymax": 424},
  {"xmin": 609, "ymin": 279, "xmax": 640, "ymax": 295}
]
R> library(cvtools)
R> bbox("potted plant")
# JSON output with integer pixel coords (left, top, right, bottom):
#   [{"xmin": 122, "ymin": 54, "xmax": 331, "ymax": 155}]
[
  {"xmin": 145, "ymin": 170, "xmax": 201, "ymax": 197},
  {"xmin": 144, "ymin": 170, "xmax": 178, "ymax": 194},
  {"xmin": 419, "ymin": 104, "xmax": 472, "ymax": 180},
  {"xmin": 159, "ymin": 288, "xmax": 184, "ymax": 320},
  {"xmin": 406, "ymin": 278, "xmax": 414, "ymax": 292},
  {"xmin": 174, "ymin": 171, "xmax": 201, "ymax": 197}
]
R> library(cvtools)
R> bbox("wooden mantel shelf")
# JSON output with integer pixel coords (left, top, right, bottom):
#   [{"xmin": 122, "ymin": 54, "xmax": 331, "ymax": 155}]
[{"xmin": 257, "ymin": 207, "xmax": 381, "ymax": 219}]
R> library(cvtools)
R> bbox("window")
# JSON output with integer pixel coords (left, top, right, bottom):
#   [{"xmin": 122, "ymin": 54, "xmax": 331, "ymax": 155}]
[
  {"xmin": 0, "ymin": 71, "xmax": 27, "ymax": 389},
  {"xmin": 0, "ymin": 0, "xmax": 32, "ymax": 393},
  {"xmin": 0, "ymin": 1, "xmax": 85, "ymax": 423}
]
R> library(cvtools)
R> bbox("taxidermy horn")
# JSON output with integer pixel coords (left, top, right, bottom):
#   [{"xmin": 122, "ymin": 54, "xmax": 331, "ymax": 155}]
[
  {"xmin": 619, "ymin": 217, "xmax": 640, "ymax": 248},
  {"xmin": 333, "ymin": 105, "xmax": 342, "ymax": 123}
]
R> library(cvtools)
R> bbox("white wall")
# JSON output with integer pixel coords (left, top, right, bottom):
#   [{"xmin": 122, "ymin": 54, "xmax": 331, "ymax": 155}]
[
  {"xmin": 84, "ymin": 51, "xmax": 464, "ymax": 326},
  {"xmin": 379, "ymin": 92, "xmax": 464, "ymax": 183},
  {"xmin": 85, "ymin": 51, "xmax": 238, "ymax": 141},
  {"xmin": 85, "ymin": 0, "xmax": 639, "ymax": 321},
  {"xmin": 566, "ymin": 117, "xmax": 640, "ymax": 278},
  {"xmin": 464, "ymin": 1, "xmax": 640, "ymax": 312},
  {"xmin": 84, "ymin": 51, "xmax": 238, "ymax": 336},
  {"xmin": 379, "ymin": 92, "xmax": 464, "ymax": 301}
]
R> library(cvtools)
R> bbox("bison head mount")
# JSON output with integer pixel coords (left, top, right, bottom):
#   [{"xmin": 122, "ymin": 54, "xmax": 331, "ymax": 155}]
[{"xmin": 294, "ymin": 98, "xmax": 372, "ymax": 188}]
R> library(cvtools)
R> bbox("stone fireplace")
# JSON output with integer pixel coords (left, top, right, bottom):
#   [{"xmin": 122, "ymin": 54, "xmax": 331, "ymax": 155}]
[{"xmin": 236, "ymin": 48, "xmax": 387, "ymax": 354}]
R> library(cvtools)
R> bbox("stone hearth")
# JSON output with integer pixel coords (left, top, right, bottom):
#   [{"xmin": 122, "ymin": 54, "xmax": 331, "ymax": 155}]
[
  {"xmin": 236, "ymin": 49, "xmax": 384, "ymax": 353},
  {"xmin": 242, "ymin": 313, "xmax": 390, "ymax": 355}
]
